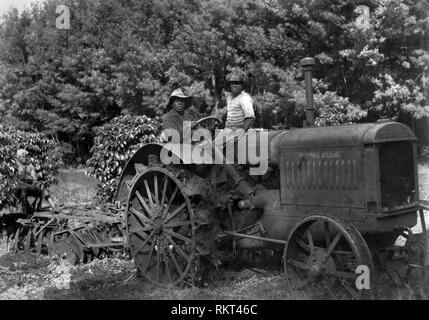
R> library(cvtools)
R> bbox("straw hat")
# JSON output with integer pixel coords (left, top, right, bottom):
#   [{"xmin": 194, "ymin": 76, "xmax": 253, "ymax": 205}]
[
  {"xmin": 167, "ymin": 88, "xmax": 192, "ymax": 110},
  {"xmin": 16, "ymin": 149, "xmax": 28, "ymax": 157}
]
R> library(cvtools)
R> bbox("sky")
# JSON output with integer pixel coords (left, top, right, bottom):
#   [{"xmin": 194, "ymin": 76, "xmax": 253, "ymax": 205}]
[{"xmin": 0, "ymin": 0, "xmax": 44, "ymax": 18}]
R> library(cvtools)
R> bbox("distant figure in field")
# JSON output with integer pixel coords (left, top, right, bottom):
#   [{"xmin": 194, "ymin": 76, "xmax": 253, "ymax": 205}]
[{"xmin": 15, "ymin": 149, "xmax": 54, "ymax": 215}]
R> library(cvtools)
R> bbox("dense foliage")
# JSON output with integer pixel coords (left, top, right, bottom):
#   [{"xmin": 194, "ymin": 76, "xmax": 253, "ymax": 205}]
[
  {"xmin": 0, "ymin": 131, "xmax": 17, "ymax": 210},
  {"xmin": 85, "ymin": 115, "xmax": 161, "ymax": 203},
  {"xmin": 0, "ymin": 0, "xmax": 427, "ymax": 158},
  {"xmin": 0, "ymin": 127, "xmax": 62, "ymax": 210}
]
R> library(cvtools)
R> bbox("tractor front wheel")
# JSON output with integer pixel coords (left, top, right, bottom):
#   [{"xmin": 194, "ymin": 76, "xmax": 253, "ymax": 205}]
[{"xmin": 284, "ymin": 215, "xmax": 374, "ymax": 299}]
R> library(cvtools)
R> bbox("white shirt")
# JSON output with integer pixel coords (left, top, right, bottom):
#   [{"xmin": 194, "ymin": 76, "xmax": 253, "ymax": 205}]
[{"xmin": 225, "ymin": 91, "xmax": 255, "ymax": 130}]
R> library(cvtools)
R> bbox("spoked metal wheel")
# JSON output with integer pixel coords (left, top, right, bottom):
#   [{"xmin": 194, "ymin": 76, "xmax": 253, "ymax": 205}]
[
  {"xmin": 196, "ymin": 116, "xmax": 223, "ymax": 129},
  {"xmin": 284, "ymin": 215, "xmax": 374, "ymax": 300},
  {"xmin": 126, "ymin": 167, "xmax": 197, "ymax": 286}
]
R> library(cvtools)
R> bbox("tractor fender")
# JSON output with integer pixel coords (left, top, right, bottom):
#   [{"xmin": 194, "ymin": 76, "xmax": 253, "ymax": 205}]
[{"xmin": 114, "ymin": 142, "xmax": 188, "ymax": 205}]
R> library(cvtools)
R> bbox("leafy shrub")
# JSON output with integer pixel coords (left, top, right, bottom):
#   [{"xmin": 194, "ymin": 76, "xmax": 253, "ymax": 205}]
[
  {"xmin": 0, "ymin": 127, "xmax": 62, "ymax": 210},
  {"xmin": 86, "ymin": 115, "xmax": 162, "ymax": 204},
  {"xmin": 313, "ymin": 91, "xmax": 367, "ymax": 126},
  {"xmin": 0, "ymin": 131, "xmax": 16, "ymax": 210}
]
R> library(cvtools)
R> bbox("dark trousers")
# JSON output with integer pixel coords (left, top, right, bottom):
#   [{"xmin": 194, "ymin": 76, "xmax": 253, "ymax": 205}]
[{"xmin": 16, "ymin": 181, "xmax": 42, "ymax": 216}]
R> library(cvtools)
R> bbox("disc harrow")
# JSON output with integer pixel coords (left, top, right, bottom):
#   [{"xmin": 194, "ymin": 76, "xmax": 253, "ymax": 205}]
[{"xmin": 1, "ymin": 204, "xmax": 126, "ymax": 264}]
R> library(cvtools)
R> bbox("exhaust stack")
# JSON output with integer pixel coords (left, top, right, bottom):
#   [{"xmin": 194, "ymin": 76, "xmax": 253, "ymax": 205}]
[{"xmin": 300, "ymin": 57, "xmax": 315, "ymax": 127}]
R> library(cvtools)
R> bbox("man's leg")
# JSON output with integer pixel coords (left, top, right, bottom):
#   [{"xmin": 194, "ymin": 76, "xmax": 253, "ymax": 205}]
[
  {"xmin": 25, "ymin": 184, "xmax": 43, "ymax": 214},
  {"xmin": 19, "ymin": 187, "xmax": 29, "ymax": 216}
]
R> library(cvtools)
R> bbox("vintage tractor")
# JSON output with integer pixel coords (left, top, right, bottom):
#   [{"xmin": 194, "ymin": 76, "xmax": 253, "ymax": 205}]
[{"xmin": 115, "ymin": 58, "xmax": 428, "ymax": 299}]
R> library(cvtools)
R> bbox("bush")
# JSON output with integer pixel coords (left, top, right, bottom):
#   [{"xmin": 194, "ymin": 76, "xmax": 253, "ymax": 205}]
[
  {"xmin": 313, "ymin": 91, "xmax": 367, "ymax": 126},
  {"xmin": 0, "ymin": 131, "xmax": 17, "ymax": 210},
  {"xmin": 0, "ymin": 127, "xmax": 62, "ymax": 210},
  {"xmin": 86, "ymin": 115, "xmax": 162, "ymax": 204}
]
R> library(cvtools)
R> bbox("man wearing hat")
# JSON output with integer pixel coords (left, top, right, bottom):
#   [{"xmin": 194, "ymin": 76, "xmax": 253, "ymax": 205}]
[
  {"xmin": 15, "ymin": 149, "xmax": 39, "ymax": 215},
  {"xmin": 224, "ymin": 71, "xmax": 255, "ymax": 132},
  {"xmin": 162, "ymin": 88, "xmax": 197, "ymax": 142}
]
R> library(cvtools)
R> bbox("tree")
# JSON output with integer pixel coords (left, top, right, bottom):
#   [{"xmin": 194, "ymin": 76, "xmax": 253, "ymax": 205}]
[{"xmin": 0, "ymin": 0, "xmax": 427, "ymax": 162}]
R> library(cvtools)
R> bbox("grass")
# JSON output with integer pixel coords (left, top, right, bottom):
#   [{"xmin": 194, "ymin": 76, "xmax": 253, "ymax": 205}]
[
  {"xmin": 0, "ymin": 253, "xmax": 427, "ymax": 300},
  {"xmin": 0, "ymin": 235, "xmax": 13, "ymax": 257},
  {"xmin": 0, "ymin": 255, "xmax": 292, "ymax": 300},
  {"xmin": 49, "ymin": 168, "xmax": 98, "ymax": 207}
]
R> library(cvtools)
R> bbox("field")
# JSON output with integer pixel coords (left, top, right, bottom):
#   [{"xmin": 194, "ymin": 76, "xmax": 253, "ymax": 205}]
[{"xmin": 0, "ymin": 165, "xmax": 428, "ymax": 300}]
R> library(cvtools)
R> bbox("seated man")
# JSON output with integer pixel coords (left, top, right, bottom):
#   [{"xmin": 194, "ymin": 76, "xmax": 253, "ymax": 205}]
[
  {"xmin": 210, "ymin": 72, "xmax": 256, "ymax": 161},
  {"xmin": 15, "ymin": 149, "xmax": 54, "ymax": 215},
  {"xmin": 161, "ymin": 88, "xmax": 197, "ymax": 143}
]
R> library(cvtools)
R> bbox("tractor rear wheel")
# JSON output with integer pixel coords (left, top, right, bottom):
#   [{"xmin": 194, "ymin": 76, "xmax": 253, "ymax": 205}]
[{"xmin": 126, "ymin": 167, "xmax": 197, "ymax": 286}]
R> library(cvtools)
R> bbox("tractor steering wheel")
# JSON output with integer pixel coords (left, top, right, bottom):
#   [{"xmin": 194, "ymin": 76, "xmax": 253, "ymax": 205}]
[
  {"xmin": 195, "ymin": 116, "xmax": 224, "ymax": 132},
  {"xmin": 191, "ymin": 116, "xmax": 224, "ymax": 144}
]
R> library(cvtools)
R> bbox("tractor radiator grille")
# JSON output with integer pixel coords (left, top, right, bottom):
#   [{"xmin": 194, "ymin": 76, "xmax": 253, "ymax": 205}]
[{"xmin": 379, "ymin": 142, "xmax": 415, "ymax": 209}]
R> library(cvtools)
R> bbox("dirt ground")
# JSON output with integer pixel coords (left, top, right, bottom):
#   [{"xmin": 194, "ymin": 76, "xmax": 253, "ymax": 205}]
[{"xmin": 0, "ymin": 165, "xmax": 428, "ymax": 300}]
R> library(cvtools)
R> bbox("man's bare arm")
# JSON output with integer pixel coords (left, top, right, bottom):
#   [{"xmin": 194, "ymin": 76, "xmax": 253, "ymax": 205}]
[
  {"xmin": 30, "ymin": 166, "xmax": 38, "ymax": 181},
  {"xmin": 243, "ymin": 117, "xmax": 254, "ymax": 131}
]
